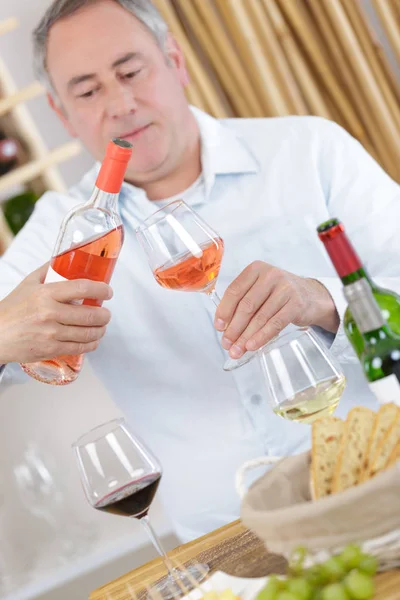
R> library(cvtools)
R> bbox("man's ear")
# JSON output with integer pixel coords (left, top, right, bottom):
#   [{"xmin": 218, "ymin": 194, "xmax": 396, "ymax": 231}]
[
  {"xmin": 165, "ymin": 33, "xmax": 190, "ymax": 87},
  {"xmin": 47, "ymin": 92, "xmax": 78, "ymax": 137}
]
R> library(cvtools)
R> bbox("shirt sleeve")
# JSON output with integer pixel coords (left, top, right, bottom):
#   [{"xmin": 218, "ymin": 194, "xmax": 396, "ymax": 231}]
[
  {"xmin": 0, "ymin": 191, "xmax": 68, "ymax": 301},
  {"xmin": 313, "ymin": 120, "xmax": 400, "ymax": 360}
]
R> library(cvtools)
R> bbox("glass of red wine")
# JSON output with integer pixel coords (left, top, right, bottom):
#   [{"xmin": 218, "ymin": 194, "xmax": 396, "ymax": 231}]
[
  {"xmin": 72, "ymin": 418, "xmax": 209, "ymax": 598},
  {"xmin": 136, "ymin": 199, "xmax": 257, "ymax": 371}
]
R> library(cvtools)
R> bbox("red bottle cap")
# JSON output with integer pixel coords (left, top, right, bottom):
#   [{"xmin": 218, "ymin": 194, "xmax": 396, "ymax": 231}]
[
  {"xmin": 95, "ymin": 138, "xmax": 133, "ymax": 193},
  {"xmin": 317, "ymin": 220, "xmax": 362, "ymax": 278}
]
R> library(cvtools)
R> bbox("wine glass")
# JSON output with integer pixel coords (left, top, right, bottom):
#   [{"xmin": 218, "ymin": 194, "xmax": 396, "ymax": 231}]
[
  {"xmin": 258, "ymin": 327, "xmax": 346, "ymax": 423},
  {"xmin": 72, "ymin": 418, "xmax": 209, "ymax": 598},
  {"xmin": 135, "ymin": 199, "xmax": 256, "ymax": 371},
  {"xmin": 13, "ymin": 443, "xmax": 97, "ymax": 566}
]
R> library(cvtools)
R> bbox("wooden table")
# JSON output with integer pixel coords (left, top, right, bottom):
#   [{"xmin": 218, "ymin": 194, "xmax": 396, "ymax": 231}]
[{"xmin": 90, "ymin": 520, "xmax": 400, "ymax": 600}]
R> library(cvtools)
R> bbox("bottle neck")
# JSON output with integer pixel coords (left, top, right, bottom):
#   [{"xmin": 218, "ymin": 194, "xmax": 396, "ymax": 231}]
[
  {"xmin": 318, "ymin": 222, "xmax": 373, "ymax": 284},
  {"xmin": 341, "ymin": 267, "xmax": 374, "ymax": 287},
  {"xmin": 88, "ymin": 186, "xmax": 120, "ymax": 213},
  {"xmin": 344, "ymin": 279, "xmax": 385, "ymax": 334}
]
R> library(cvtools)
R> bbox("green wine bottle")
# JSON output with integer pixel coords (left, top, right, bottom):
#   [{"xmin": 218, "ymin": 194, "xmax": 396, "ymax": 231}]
[
  {"xmin": 0, "ymin": 137, "xmax": 20, "ymax": 176},
  {"xmin": 2, "ymin": 190, "xmax": 38, "ymax": 235},
  {"xmin": 343, "ymin": 278, "xmax": 400, "ymax": 405},
  {"xmin": 317, "ymin": 218, "xmax": 400, "ymax": 358}
]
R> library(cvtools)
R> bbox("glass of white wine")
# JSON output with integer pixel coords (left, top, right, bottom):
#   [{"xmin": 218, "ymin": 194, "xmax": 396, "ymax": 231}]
[{"xmin": 259, "ymin": 327, "xmax": 346, "ymax": 424}]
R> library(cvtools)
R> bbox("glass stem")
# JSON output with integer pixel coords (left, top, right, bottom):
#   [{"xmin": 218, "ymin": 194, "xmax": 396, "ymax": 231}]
[
  {"xmin": 140, "ymin": 514, "xmax": 177, "ymax": 576},
  {"xmin": 207, "ymin": 287, "xmax": 222, "ymax": 308}
]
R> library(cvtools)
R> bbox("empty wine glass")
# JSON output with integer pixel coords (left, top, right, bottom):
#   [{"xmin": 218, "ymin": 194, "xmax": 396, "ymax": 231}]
[
  {"xmin": 13, "ymin": 443, "xmax": 97, "ymax": 565},
  {"xmin": 259, "ymin": 327, "xmax": 346, "ymax": 423},
  {"xmin": 73, "ymin": 418, "xmax": 209, "ymax": 599},
  {"xmin": 136, "ymin": 199, "xmax": 257, "ymax": 371}
]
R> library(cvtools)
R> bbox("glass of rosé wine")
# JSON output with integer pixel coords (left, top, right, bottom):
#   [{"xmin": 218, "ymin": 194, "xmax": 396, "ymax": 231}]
[{"xmin": 136, "ymin": 199, "xmax": 255, "ymax": 371}]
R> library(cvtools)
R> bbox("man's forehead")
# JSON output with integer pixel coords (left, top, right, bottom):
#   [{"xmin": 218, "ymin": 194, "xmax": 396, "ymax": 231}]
[
  {"xmin": 46, "ymin": 5, "xmax": 157, "ymax": 86},
  {"xmin": 47, "ymin": 1, "xmax": 154, "ymax": 58},
  {"xmin": 49, "ymin": 1, "xmax": 153, "ymax": 33}
]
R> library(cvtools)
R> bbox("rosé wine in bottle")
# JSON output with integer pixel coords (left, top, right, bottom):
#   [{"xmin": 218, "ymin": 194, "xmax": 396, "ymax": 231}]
[{"xmin": 21, "ymin": 138, "xmax": 132, "ymax": 386}]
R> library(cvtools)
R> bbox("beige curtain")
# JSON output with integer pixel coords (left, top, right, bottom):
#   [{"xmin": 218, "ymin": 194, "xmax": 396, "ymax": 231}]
[{"xmin": 153, "ymin": 0, "xmax": 400, "ymax": 182}]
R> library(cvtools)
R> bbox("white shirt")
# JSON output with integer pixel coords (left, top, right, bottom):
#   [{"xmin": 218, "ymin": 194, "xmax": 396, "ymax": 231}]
[{"xmin": 1, "ymin": 108, "xmax": 400, "ymax": 542}]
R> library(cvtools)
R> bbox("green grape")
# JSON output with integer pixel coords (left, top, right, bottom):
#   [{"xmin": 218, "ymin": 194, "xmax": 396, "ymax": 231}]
[
  {"xmin": 289, "ymin": 546, "xmax": 308, "ymax": 575},
  {"xmin": 321, "ymin": 557, "xmax": 346, "ymax": 582},
  {"xmin": 337, "ymin": 545, "xmax": 362, "ymax": 571},
  {"xmin": 311, "ymin": 589, "xmax": 323, "ymax": 600},
  {"xmin": 358, "ymin": 555, "xmax": 378, "ymax": 577},
  {"xmin": 344, "ymin": 570, "xmax": 374, "ymax": 600},
  {"xmin": 305, "ymin": 565, "xmax": 328, "ymax": 587},
  {"xmin": 256, "ymin": 589, "xmax": 278, "ymax": 600},
  {"xmin": 276, "ymin": 593, "xmax": 298, "ymax": 600},
  {"xmin": 286, "ymin": 578, "xmax": 313, "ymax": 600},
  {"xmin": 257, "ymin": 576, "xmax": 283, "ymax": 600},
  {"xmin": 321, "ymin": 583, "xmax": 350, "ymax": 600}
]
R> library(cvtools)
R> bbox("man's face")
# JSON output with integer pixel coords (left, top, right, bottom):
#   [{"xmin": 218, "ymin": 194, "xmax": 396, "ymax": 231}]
[{"xmin": 46, "ymin": 0, "xmax": 191, "ymax": 182}]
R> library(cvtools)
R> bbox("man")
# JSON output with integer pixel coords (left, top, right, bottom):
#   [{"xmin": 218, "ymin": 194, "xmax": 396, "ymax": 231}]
[{"xmin": 1, "ymin": 0, "xmax": 400, "ymax": 542}]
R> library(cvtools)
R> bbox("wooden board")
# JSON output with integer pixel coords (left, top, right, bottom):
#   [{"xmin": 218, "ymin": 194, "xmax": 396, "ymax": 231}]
[{"xmin": 90, "ymin": 520, "xmax": 400, "ymax": 599}]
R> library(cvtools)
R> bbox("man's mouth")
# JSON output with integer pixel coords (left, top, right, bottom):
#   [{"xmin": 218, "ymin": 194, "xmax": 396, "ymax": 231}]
[{"xmin": 118, "ymin": 124, "xmax": 152, "ymax": 141}]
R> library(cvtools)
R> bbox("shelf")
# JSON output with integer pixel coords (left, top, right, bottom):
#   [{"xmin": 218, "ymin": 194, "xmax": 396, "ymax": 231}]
[
  {"xmin": 0, "ymin": 17, "xmax": 83, "ymax": 253},
  {"xmin": 0, "ymin": 140, "xmax": 82, "ymax": 198},
  {"xmin": 0, "ymin": 18, "xmax": 18, "ymax": 38},
  {"xmin": 0, "ymin": 81, "xmax": 44, "ymax": 118}
]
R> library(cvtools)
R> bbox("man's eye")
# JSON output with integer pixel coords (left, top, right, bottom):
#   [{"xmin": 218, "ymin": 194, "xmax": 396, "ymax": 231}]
[
  {"xmin": 123, "ymin": 69, "xmax": 141, "ymax": 79},
  {"xmin": 78, "ymin": 89, "xmax": 97, "ymax": 99}
]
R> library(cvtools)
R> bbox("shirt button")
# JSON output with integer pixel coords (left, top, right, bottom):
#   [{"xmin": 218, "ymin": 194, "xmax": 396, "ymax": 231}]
[{"xmin": 251, "ymin": 394, "xmax": 262, "ymax": 405}]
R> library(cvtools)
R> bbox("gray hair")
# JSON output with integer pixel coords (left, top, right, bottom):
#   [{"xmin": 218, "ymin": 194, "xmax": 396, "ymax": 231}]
[{"xmin": 32, "ymin": 0, "xmax": 168, "ymax": 92}]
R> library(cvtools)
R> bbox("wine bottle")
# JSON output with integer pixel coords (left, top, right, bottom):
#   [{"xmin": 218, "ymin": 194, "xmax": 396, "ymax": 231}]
[
  {"xmin": 317, "ymin": 218, "xmax": 400, "ymax": 357},
  {"xmin": 343, "ymin": 278, "xmax": 400, "ymax": 405},
  {"xmin": 21, "ymin": 138, "xmax": 133, "ymax": 386},
  {"xmin": 3, "ymin": 190, "xmax": 38, "ymax": 235},
  {"xmin": 0, "ymin": 137, "xmax": 20, "ymax": 176}
]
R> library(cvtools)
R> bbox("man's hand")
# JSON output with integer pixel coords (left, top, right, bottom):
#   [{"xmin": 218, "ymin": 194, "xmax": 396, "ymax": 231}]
[
  {"xmin": 214, "ymin": 261, "xmax": 339, "ymax": 359},
  {"xmin": 0, "ymin": 263, "xmax": 113, "ymax": 364}
]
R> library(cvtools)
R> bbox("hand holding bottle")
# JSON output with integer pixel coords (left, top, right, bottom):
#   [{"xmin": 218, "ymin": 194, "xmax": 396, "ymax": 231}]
[
  {"xmin": 0, "ymin": 263, "xmax": 112, "ymax": 365},
  {"xmin": 21, "ymin": 138, "xmax": 132, "ymax": 385}
]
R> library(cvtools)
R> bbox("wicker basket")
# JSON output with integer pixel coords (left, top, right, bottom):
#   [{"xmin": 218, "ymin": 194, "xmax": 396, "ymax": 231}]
[{"xmin": 237, "ymin": 452, "xmax": 400, "ymax": 572}]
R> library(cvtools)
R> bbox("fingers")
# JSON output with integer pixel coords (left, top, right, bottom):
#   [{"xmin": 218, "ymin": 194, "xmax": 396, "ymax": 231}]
[
  {"xmin": 56, "ymin": 325, "xmax": 107, "ymax": 344},
  {"xmin": 56, "ymin": 304, "xmax": 111, "ymax": 327},
  {"xmin": 244, "ymin": 303, "xmax": 294, "ymax": 351},
  {"xmin": 56, "ymin": 340, "xmax": 102, "ymax": 356},
  {"xmin": 26, "ymin": 262, "xmax": 50, "ymax": 284},
  {"xmin": 214, "ymin": 263, "xmax": 260, "ymax": 331},
  {"xmin": 220, "ymin": 279, "xmax": 275, "ymax": 354},
  {"xmin": 228, "ymin": 282, "xmax": 293, "ymax": 355},
  {"xmin": 49, "ymin": 279, "xmax": 113, "ymax": 304}
]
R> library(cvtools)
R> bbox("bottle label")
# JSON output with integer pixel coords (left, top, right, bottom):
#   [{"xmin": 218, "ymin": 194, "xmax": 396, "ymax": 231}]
[
  {"xmin": 44, "ymin": 265, "xmax": 67, "ymax": 284},
  {"xmin": 370, "ymin": 375, "xmax": 400, "ymax": 406},
  {"xmin": 44, "ymin": 266, "xmax": 82, "ymax": 305}
]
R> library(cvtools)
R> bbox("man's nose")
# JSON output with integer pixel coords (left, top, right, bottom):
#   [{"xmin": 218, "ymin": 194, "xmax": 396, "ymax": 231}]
[{"xmin": 106, "ymin": 82, "xmax": 138, "ymax": 119}]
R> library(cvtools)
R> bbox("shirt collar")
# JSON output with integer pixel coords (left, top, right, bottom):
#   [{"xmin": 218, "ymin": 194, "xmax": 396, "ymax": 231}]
[{"xmin": 191, "ymin": 106, "xmax": 259, "ymax": 198}]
